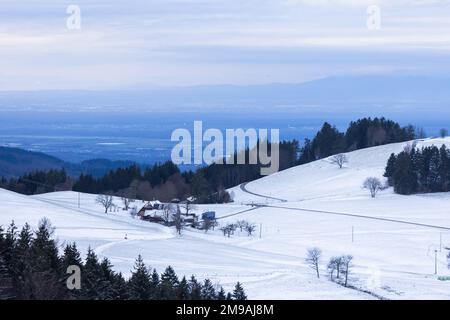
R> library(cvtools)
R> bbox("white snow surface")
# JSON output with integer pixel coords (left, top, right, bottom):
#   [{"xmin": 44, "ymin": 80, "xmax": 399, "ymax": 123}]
[{"xmin": 2, "ymin": 137, "xmax": 450, "ymax": 299}]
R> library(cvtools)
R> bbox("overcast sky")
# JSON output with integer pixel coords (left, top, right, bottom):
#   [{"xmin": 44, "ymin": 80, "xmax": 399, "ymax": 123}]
[{"xmin": 1, "ymin": 0, "xmax": 450, "ymax": 90}]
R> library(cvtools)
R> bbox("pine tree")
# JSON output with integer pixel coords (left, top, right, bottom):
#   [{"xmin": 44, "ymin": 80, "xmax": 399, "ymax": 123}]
[
  {"xmin": 201, "ymin": 279, "xmax": 216, "ymax": 300},
  {"xmin": 128, "ymin": 255, "xmax": 152, "ymax": 300},
  {"xmin": 384, "ymin": 153, "xmax": 397, "ymax": 185},
  {"xmin": 393, "ymin": 152, "xmax": 417, "ymax": 195},
  {"xmin": 62, "ymin": 243, "xmax": 82, "ymax": 270},
  {"xmin": 427, "ymin": 149, "xmax": 441, "ymax": 192},
  {"xmin": 177, "ymin": 276, "xmax": 190, "ymax": 300},
  {"xmin": 189, "ymin": 275, "xmax": 202, "ymax": 300},
  {"xmin": 150, "ymin": 268, "xmax": 160, "ymax": 298},
  {"xmin": 97, "ymin": 258, "xmax": 116, "ymax": 300},
  {"xmin": 82, "ymin": 247, "xmax": 103, "ymax": 299},
  {"xmin": 232, "ymin": 282, "xmax": 247, "ymax": 300},
  {"xmin": 217, "ymin": 287, "xmax": 226, "ymax": 300},
  {"xmin": 439, "ymin": 145, "xmax": 450, "ymax": 191},
  {"xmin": 30, "ymin": 218, "xmax": 61, "ymax": 273},
  {"xmin": 0, "ymin": 255, "xmax": 15, "ymax": 300},
  {"xmin": 111, "ymin": 273, "xmax": 129, "ymax": 300},
  {"xmin": 25, "ymin": 218, "xmax": 66, "ymax": 299},
  {"xmin": 160, "ymin": 266, "xmax": 179, "ymax": 299},
  {"xmin": 9, "ymin": 223, "xmax": 32, "ymax": 295}
]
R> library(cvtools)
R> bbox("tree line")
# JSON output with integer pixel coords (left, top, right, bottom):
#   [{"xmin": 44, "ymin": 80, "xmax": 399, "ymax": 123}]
[
  {"xmin": 0, "ymin": 219, "xmax": 246, "ymax": 300},
  {"xmin": 384, "ymin": 144, "xmax": 450, "ymax": 195},
  {"xmin": 0, "ymin": 117, "xmax": 420, "ymax": 203},
  {"xmin": 299, "ymin": 117, "xmax": 416, "ymax": 164}
]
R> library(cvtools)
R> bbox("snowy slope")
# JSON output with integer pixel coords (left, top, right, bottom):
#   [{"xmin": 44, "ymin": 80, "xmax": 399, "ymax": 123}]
[
  {"xmin": 0, "ymin": 189, "xmax": 369, "ymax": 299},
  {"xmin": 230, "ymin": 138, "xmax": 450, "ymax": 203}
]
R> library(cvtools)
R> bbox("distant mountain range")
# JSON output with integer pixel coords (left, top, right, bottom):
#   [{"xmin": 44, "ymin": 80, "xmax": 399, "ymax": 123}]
[
  {"xmin": 0, "ymin": 75, "xmax": 449, "ymax": 113},
  {"xmin": 0, "ymin": 146, "xmax": 136, "ymax": 178}
]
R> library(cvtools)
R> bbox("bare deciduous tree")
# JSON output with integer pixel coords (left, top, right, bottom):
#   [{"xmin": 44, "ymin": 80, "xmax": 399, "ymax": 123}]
[
  {"xmin": 173, "ymin": 213, "xmax": 183, "ymax": 235},
  {"xmin": 330, "ymin": 154, "xmax": 348, "ymax": 169},
  {"xmin": 129, "ymin": 206, "xmax": 138, "ymax": 219},
  {"xmin": 342, "ymin": 255, "xmax": 353, "ymax": 287},
  {"xmin": 118, "ymin": 188, "xmax": 136, "ymax": 211},
  {"xmin": 220, "ymin": 223, "xmax": 237, "ymax": 237},
  {"xmin": 96, "ymin": 194, "xmax": 114, "ymax": 213},
  {"xmin": 363, "ymin": 177, "xmax": 383, "ymax": 198},
  {"xmin": 244, "ymin": 223, "xmax": 256, "ymax": 236},
  {"xmin": 162, "ymin": 207, "xmax": 171, "ymax": 226},
  {"xmin": 203, "ymin": 219, "xmax": 217, "ymax": 233},
  {"xmin": 327, "ymin": 256, "xmax": 344, "ymax": 281},
  {"xmin": 305, "ymin": 248, "xmax": 322, "ymax": 278},
  {"xmin": 236, "ymin": 220, "xmax": 247, "ymax": 232},
  {"xmin": 182, "ymin": 199, "xmax": 197, "ymax": 216}
]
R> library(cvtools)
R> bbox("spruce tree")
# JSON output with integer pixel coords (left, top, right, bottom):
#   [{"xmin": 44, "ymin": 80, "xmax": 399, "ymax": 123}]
[
  {"xmin": 384, "ymin": 153, "xmax": 397, "ymax": 185},
  {"xmin": 177, "ymin": 276, "xmax": 190, "ymax": 300},
  {"xmin": 160, "ymin": 266, "xmax": 179, "ymax": 299},
  {"xmin": 232, "ymin": 282, "xmax": 247, "ymax": 300},
  {"xmin": 111, "ymin": 273, "xmax": 129, "ymax": 300},
  {"xmin": 62, "ymin": 243, "xmax": 82, "ymax": 270},
  {"xmin": 439, "ymin": 145, "xmax": 450, "ymax": 191},
  {"xmin": 97, "ymin": 258, "xmax": 116, "ymax": 299},
  {"xmin": 189, "ymin": 275, "xmax": 202, "ymax": 300},
  {"xmin": 217, "ymin": 287, "xmax": 226, "ymax": 300},
  {"xmin": 26, "ymin": 218, "xmax": 66, "ymax": 299},
  {"xmin": 150, "ymin": 268, "xmax": 160, "ymax": 299},
  {"xmin": 393, "ymin": 152, "xmax": 417, "ymax": 195},
  {"xmin": 128, "ymin": 255, "xmax": 152, "ymax": 300},
  {"xmin": 0, "ymin": 255, "xmax": 14, "ymax": 300},
  {"xmin": 427, "ymin": 149, "xmax": 441, "ymax": 192},
  {"xmin": 10, "ymin": 223, "xmax": 32, "ymax": 296},
  {"xmin": 82, "ymin": 247, "xmax": 103, "ymax": 299},
  {"xmin": 201, "ymin": 279, "xmax": 216, "ymax": 300}
]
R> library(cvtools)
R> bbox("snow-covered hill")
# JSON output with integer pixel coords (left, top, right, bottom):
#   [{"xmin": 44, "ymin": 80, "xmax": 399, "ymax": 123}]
[
  {"xmin": 230, "ymin": 137, "xmax": 450, "ymax": 203},
  {"xmin": 1, "ymin": 137, "xmax": 450, "ymax": 299}
]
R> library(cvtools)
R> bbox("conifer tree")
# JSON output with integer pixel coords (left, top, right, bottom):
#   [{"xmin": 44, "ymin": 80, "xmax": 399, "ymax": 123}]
[
  {"xmin": 177, "ymin": 276, "xmax": 190, "ymax": 300},
  {"xmin": 160, "ymin": 266, "xmax": 179, "ymax": 299},
  {"xmin": 189, "ymin": 275, "xmax": 202, "ymax": 300},
  {"xmin": 201, "ymin": 279, "xmax": 216, "ymax": 300},
  {"xmin": 128, "ymin": 255, "xmax": 152, "ymax": 300},
  {"xmin": 232, "ymin": 282, "xmax": 247, "ymax": 300},
  {"xmin": 0, "ymin": 255, "xmax": 14, "ymax": 300},
  {"xmin": 82, "ymin": 247, "xmax": 103, "ymax": 299},
  {"xmin": 111, "ymin": 273, "xmax": 129, "ymax": 300},
  {"xmin": 150, "ymin": 268, "xmax": 160, "ymax": 299},
  {"xmin": 62, "ymin": 243, "xmax": 82, "ymax": 270},
  {"xmin": 217, "ymin": 287, "xmax": 226, "ymax": 300},
  {"xmin": 384, "ymin": 153, "xmax": 397, "ymax": 185}
]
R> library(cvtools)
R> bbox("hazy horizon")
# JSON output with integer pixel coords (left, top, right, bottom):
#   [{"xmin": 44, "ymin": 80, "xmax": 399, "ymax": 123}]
[{"xmin": 1, "ymin": 1, "xmax": 450, "ymax": 91}]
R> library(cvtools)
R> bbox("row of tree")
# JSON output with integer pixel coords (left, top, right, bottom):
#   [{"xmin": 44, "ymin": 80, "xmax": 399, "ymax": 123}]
[
  {"xmin": 0, "ymin": 219, "xmax": 246, "ymax": 300},
  {"xmin": 0, "ymin": 169, "xmax": 70, "ymax": 195},
  {"xmin": 305, "ymin": 248, "xmax": 354, "ymax": 287},
  {"xmin": 384, "ymin": 144, "xmax": 450, "ymax": 195},
  {"xmin": 299, "ymin": 117, "xmax": 417, "ymax": 164}
]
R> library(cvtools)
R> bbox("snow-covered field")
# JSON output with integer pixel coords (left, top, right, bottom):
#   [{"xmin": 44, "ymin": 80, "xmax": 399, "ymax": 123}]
[{"xmin": 1, "ymin": 137, "xmax": 450, "ymax": 299}]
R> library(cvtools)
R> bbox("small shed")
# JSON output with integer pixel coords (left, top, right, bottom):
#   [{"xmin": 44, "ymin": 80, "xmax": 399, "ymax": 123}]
[{"xmin": 202, "ymin": 211, "xmax": 216, "ymax": 221}]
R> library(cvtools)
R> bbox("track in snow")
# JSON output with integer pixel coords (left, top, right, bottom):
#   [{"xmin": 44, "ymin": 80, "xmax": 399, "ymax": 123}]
[
  {"xmin": 239, "ymin": 183, "xmax": 450, "ymax": 231},
  {"xmin": 240, "ymin": 182, "xmax": 287, "ymax": 203},
  {"xmin": 262, "ymin": 205, "xmax": 450, "ymax": 231}
]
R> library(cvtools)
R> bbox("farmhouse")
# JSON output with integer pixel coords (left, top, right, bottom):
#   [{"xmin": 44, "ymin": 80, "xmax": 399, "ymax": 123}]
[{"xmin": 137, "ymin": 199, "xmax": 200, "ymax": 227}]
